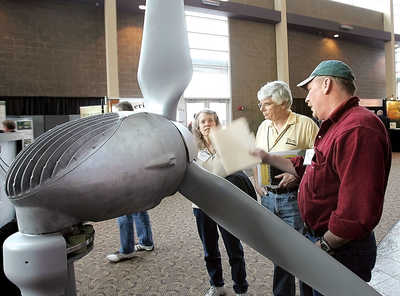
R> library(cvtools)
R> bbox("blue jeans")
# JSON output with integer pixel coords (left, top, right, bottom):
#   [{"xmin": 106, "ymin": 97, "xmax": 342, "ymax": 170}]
[
  {"xmin": 302, "ymin": 232, "xmax": 377, "ymax": 296},
  {"xmin": 193, "ymin": 208, "xmax": 249, "ymax": 294},
  {"xmin": 117, "ymin": 211, "xmax": 153, "ymax": 254},
  {"xmin": 261, "ymin": 191, "xmax": 304, "ymax": 296}
]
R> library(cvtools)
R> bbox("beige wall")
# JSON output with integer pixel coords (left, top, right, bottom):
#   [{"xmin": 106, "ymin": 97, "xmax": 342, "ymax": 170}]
[
  {"xmin": 118, "ymin": 12, "xmax": 143, "ymax": 98},
  {"xmin": 0, "ymin": 0, "xmax": 146, "ymax": 98},
  {"xmin": 229, "ymin": 18, "xmax": 277, "ymax": 133},
  {"xmin": 288, "ymin": 30, "xmax": 386, "ymax": 99},
  {"xmin": 287, "ymin": 0, "xmax": 384, "ymax": 31},
  {"xmin": 0, "ymin": 0, "xmax": 107, "ymax": 97}
]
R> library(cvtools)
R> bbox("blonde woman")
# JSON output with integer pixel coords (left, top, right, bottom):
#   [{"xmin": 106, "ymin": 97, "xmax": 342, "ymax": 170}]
[{"xmin": 192, "ymin": 109, "xmax": 255, "ymax": 296}]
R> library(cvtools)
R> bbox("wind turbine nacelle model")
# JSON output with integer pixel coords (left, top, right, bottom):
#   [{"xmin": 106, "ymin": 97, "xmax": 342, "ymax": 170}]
[{"xmin": 6, "ymin": 112, "xmax": 195, "ymax": 235}]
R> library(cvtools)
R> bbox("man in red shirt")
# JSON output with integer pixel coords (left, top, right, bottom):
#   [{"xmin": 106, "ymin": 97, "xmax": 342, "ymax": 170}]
[{"xmin": 253, "ymin": 60, "xmax": 391, "ymax": 296}]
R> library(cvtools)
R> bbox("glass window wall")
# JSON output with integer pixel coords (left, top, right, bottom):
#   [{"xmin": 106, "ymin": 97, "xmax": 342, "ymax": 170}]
[{"xmin": 183, "ymin": 11, "xmax": 231, "ymax": 126}]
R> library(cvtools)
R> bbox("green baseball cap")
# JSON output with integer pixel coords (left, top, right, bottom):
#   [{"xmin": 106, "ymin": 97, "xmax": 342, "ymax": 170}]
[{"xmin": 297, "ymin": 60, "xmax": 355, "ymax": 88}]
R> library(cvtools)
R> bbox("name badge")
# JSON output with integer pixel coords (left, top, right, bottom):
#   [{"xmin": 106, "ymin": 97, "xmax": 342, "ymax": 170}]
[
  {"xmin": 286, "ymin": 138, "xmax": 297, "ymax": 146},
  {"xmin": 197, "ymin": 150, "xmax": 211, "ymax": 162},
  {"xmin": 303, "ymin": 148, "xmax": 315, "ymax": 165}
]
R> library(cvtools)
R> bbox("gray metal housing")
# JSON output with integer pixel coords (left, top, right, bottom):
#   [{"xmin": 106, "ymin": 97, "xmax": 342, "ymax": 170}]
[{"xmin": 6, "ymin": 112, "xmax": 188, "ymax": 234}]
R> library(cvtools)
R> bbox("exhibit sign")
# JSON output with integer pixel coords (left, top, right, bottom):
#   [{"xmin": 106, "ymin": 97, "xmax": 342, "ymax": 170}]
[{"xmin": 386, "ymin": 100, "xmax": 400, "ymax": 129}]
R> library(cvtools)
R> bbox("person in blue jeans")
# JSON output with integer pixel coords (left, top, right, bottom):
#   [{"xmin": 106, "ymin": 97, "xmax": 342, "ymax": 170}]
[
  {"xmin": 106, "ymin": 211, "xmax": 154, "ymax": 262},
  {"xmin": 260, "ymin": 192, "xmax": 303, "ymax": 295},
  {"xmin": 253, "ymin": 81, "xmax": 319, "ymax": 296},
  {"xmin": 106, "ymin": 101, "xmax": 154, "ymax": 263}
]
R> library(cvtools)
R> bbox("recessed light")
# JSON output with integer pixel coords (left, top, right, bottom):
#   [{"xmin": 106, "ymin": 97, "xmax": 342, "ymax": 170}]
[
  {"xmin": 333, "ymin": 34, "xmax": 339, "ymax": 38},
  {"xmin": 139, "ymin": 5, "xmax": 146, "ymax": 10},
  {"xmin": 201, "ymin": 0, "xmax": 221, "ymax": 6},
  {"xmin": 340, "ymin": 24, "xmax": 354, "ymax": 31}
]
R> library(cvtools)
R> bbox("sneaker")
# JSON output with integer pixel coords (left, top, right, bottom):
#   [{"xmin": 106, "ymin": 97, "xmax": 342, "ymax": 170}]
[
  {"xmin": 106, "ymin": 251, "xmax": 135, "ymax": 262},
  {"xmin": 205, "ymin": 286, "xmax": 225, "ymax": 296},
  {"xmin": 134, "ymin": 244, "xmax": 154, "ymax": 251}
]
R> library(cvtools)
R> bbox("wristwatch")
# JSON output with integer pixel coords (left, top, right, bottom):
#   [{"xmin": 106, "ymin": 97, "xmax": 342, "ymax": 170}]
[{"xmin": 319, "ymin": 237, "xmax": 333, "ymax": 254}]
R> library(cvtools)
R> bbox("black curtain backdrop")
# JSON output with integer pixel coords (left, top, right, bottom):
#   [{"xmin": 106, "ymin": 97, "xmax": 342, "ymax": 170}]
[
  {"xmin": 1, "ymin": 97, "xmax": 103, "ymax": 115},
  {"xmin": 292, "ymin": 98, "xmax": 313, "ymax": 119}
]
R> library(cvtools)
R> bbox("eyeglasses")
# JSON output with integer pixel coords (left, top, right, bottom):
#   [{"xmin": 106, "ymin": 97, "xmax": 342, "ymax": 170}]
[{"xmin": 258, "ymin": 102, "xmax": 269, "ymax": 109}]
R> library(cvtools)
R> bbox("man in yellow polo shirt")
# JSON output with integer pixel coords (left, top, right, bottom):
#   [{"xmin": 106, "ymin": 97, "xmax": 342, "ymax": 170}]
[{"xmin": 253, "ymin": 81, "xmax": 319, "ymax": 296}]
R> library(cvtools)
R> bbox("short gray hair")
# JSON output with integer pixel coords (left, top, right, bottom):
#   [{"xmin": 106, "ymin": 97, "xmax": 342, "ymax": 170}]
[{"xmin": 257, "ymin": 81, "xmax": 293, "ymax": 108}]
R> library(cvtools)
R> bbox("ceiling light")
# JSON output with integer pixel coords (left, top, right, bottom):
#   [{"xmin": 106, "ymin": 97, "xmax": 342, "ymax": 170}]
[
  {"xmin": 333, "ymin": 34, "xmax": 339, "ymax": 38},
  {"xmin": 201, "ymin": 0, "xmax": 221, "ymax": 6},
  {"xmin": 139, "ymin": 5, "xmax": 146, "ymax": 10},
  {"xmin": 340, "ymin": 24, "xmax": 354, "ymax": 31}
]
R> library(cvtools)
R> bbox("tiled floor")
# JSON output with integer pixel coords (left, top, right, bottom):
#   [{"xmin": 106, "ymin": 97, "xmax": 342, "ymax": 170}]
[{"xmin": 370, "ymin": 221, "xmax": 400, "ymax": 296}]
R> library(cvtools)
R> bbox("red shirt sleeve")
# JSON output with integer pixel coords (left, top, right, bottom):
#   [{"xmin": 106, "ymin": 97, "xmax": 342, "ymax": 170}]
[
  {"xmin": 290, "ymin": 156, "xmax": 306, "ymax": 179},
  {"xmin": 328, "ymin": 126, "xmax": 387, "ymax": 240}
]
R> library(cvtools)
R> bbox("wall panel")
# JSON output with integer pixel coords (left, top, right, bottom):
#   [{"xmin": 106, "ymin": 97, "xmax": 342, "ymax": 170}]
[
  {"xmin": 288, "ymin": 30, "xmax": 386, "ymax": 99},
  {"xmin": 117, "ymin": 12, "xmax": 143, "ymax": 98},
  {"xmin": 0, "ymin": 0, "xmax": 106, "ymax": 97},
  {"xmin": 229, "ymin": 18, "xmax": 277, "ymax": 133}
]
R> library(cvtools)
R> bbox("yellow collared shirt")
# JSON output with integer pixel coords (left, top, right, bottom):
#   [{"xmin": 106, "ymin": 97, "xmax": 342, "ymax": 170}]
[{"xmin": 255, "ymin": 111, "xmax": 319, "ymax": 152}]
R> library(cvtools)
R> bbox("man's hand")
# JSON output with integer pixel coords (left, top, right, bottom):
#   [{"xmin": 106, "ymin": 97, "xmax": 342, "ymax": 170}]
[
  {"xmin": 323, "ymin": 231, "xmax": 350, "ymax": 249},
  {"xmin": 314, "ymin": 230, "xmax": 350, "ymax": 253},
  {"xmin": 275, "ymin": 173, "xmax": 299, "ymax": 190},
  {"xmin": 255, "ymin": 183, "xmax": 267, "ymax": 197}
]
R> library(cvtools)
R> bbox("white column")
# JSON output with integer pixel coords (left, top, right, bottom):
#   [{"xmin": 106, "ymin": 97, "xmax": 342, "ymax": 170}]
[
  {"xmin": 104, "ymin": 0, "xmax": 120, "ymax": 100},
  {"xmin": 274, "ymin": 0, "xmax": 290, "ymax": 84},
  {"xmin": 384, "ymin": 0, "xmax": 397, "ymax": 98}
]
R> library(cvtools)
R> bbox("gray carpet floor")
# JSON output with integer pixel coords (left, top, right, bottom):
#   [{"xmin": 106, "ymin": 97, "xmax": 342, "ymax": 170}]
[{"xmin": 74, "ymin": 153, "xmax": 400, "ymax": 296}]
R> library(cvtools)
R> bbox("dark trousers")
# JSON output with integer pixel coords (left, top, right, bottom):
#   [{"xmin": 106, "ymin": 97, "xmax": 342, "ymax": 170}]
[
  {"xmin": 193, "ymin": 208, "xmax": 249, "ymax": 294},
  {"xmin": 301, "ymin": 232, "xmax": 377, "ymax": 296}
]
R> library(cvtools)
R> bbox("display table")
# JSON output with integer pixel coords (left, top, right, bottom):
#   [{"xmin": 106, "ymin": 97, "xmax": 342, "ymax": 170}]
[{"xmin": 0, "ymin": 132, "xmax": 30, "ymax": 166}]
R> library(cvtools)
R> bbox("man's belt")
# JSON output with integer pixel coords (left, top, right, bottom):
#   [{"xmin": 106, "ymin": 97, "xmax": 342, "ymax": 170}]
[
  {"xmin": 266, "ymin": 185, "xmax": 297, "ymax": 195},
  {"xmin": 303, "ymin": 223, "xmax": 326, "ymax": 237}
]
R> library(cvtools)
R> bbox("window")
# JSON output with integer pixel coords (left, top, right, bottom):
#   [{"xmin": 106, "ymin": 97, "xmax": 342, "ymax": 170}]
[
  {"xmin": 329, "ymin": 0, "xmax": 385, "ymax": 12},
  {"xmin": 393, "ymin": 0, "xmax": 400, "ymax": 98},
  {"xmin": 181, "ymin": 11, "xmax": 231, "ymax": 127},
  {"xmin": 396, "ymin": 45, "xmax": 400, "ymax": 98},
  {"xmin": 394, "ymin": 0, "xmax": 400, "ymax": 34}
]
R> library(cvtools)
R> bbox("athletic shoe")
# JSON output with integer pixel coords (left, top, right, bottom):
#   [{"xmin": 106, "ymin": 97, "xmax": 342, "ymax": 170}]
[
  {"xmin": 205, "ymin": 286, "xmax": 225, "ymax": 296},
  {"xmin": 106, "ymin": 251, "xmax": 135, "ymax": 262},
  {"xmin": 134, "ymin": 244, "xmax": 154, "ymax": 251}
]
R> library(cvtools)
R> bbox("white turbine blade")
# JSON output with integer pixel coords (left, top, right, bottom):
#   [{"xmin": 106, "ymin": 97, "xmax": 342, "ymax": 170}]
[
  {"xmin": 138, "ymin": 0, "xmax": 193, "ymax": 120},
  {"xmin": 179, "ymin": 163, "xmax": 381, "ymax": 296}
]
